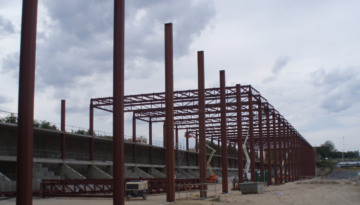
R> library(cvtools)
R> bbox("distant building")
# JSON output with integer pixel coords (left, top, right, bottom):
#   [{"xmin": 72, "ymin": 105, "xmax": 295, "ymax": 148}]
[{"xmin": 136, "ymin": 136, "xmax": 147, "ymax": 144}]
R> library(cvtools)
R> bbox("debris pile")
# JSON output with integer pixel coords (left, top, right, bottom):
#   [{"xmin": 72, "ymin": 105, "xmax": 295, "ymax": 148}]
[{"xmin": 324, "ymin": 170, "xmax": 356, "ymax": 179}]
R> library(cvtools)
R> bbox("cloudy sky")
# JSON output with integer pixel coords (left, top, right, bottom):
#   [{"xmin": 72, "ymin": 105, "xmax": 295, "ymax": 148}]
[{"xmin": 0, "ymin": 0, "xmax": 359, "ymax": 151}]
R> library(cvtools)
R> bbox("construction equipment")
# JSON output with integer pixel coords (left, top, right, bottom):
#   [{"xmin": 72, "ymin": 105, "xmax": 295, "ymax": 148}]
[
  {"xmin": 125, "ymin": 179, "xmax": 148, "ymax": 200},
  {"xmin": 184, "ymin": 131, "xmax": 218, "ymax": 183}
]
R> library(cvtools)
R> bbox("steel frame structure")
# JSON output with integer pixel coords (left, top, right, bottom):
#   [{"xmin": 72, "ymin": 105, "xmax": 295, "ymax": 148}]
[
  {"xmin": 40, "ymin": 178, "xmax": 200, "ymax": 198},
  {"xmin": 90, "ymin": 77, "xmax": 315, "ymax": 188}
]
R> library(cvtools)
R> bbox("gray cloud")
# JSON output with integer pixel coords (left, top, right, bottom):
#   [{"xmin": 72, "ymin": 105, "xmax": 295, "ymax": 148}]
[
  {"xmin": 262, "ymin": 56, "xmax": 290, "ymax": 84},
  {"xmin": 1, "ymin": 52, "xmax": 19, "ymax": 77},
  {"xmin": 309, "ymin": 67, "xmax": 360, "ymax": 112},
  {"xmin": 0, "ymin": 94, "xmax": 10, "ymax": 105},
  {"xmin": 0, "ymin": 15, "xmax": 15, "ymax": 38},
  {"xmin": 271, "ymin": 56, "xmax": 290, "ymax": 74},
  {"xmin": 33, "ymin": 0, "xmax": 217, "ymax": 96}
]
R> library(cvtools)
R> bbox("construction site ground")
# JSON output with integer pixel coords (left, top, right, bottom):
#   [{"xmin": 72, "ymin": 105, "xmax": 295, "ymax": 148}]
[{"xmin": 1, "ymin": 178, "xmax": 359, "ymax": 205}]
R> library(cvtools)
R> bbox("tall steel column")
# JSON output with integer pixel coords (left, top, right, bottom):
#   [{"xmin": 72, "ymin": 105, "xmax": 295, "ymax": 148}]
[
  {"xmin": 265, "ymin": 106, "xmax": 272, "ymax": 185},
  {"xmin": 175, "ymin": 125, "xmax": 178, "ymax": 147},
  {"xmin": 197, "ymin": 51, "xmax": 207, "ymax": 198},
  {"xmin": 149, "ymin": 120, "xmax": 153, "ymax": 164},
  {"xmin": 211, "ymin": 138, "xmax": 214, "ymax": 168},
  {"xmin": 113, "ymin": 0, "xmax": 125, "ymax": 204},
  {"xmin": 258, "ymin": 100, "xmax": 264, "ymax": 182},
  {"xmin": 236, "ymin": 85, "xmax": 243, "ymax": 182},
  {"xmin": 132, "ymin": 113, "xmax": 136, "ymax": 163},
  {"xmin": 164, "ymin": 23, "xmax": 175, "ymax": 202},
  {"xmin": 218, "ymin": 140, "xmax": 221, "ymax": 167},
  {"xmin": 196, "ymin": 131, "xmax": 199, "ymax": 167},
  {"xmin": 89, "ymin": 102, "xmax": 94, "ymax": 161},
  {"xmin": 248, "ymin": 88, "xmax": 255, "ymax": 182},
  {"xmin": 186, "ymin": 136, "xmax": 189, "ymax": 166},
  {"xmin": 278, "ymin": 117, "xmax": 283, "ymax": 184},
  {"xmin": 219, "ymin": 70, "xmax": 228, "ymax": 193},
  {"xmin": 272, "ymin": 112, "xmax": 278, "ymax": 184},
  {"xmin": 291, "ymin": 129, "xmax": 295, "ymax": 182},
  {"xmin": 61, "ymin": 100, "xmax": 66, "ymax": 159},
  {"xmin": 16, "ymin": 0, "xmax": 38, "ymax": 204}
]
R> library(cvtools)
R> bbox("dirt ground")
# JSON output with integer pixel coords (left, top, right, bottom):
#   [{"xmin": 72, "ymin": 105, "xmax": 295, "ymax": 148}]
[{"xmin": 1, "ymin": 179, "xmax": 359, "ymax": 205}]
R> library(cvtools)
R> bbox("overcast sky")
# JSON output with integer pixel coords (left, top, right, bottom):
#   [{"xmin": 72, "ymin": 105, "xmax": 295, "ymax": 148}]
[{"xmin": 0, "ymin": 0, "xmax": 359, "ymax": 151}]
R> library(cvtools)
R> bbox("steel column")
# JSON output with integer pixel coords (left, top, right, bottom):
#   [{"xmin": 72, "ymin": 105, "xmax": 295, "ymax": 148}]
[
  {"xmin": 132, "ymin": 113, "xmax": 136, "ymax": 163},
  {"xmin": 217, "ymin": 140, "xmax": 220, "ymax": 167},
  {"xmin": 291, "ymin": 129, "xmax": 295, "ymax": 182},
  {"xmin": 164, "ymin": 23, "xmax": 175, "ymax": 203},
  {"xmin": 211, "ymin": 138, "xmax": 214, "ymax": 168},
  {"xmin": 236, "ymin": 84, "xmax": 244, "ymax": 183},
  {"xmin": 16, "ymin": 0, "xmax": 38, "ymax": 204},
  {"xmin": 61, "ymin": 100, "xmax": 66, "ymax": 159},
  {"xmin": 195, "ymin": 131, "xmax": 199, "ymax": 167},
  {"xmin": 278, "ymin": 117, "xmax": 283, "ymax": 184},
  {"xmin": 89, "ymin": 102, "xmax": 94, "ymax": 161},
  {"xmin": 175, "ymin": 125, "xmax": 178, "ymax": 147},
  {"xmin": 197, "ymin": 51, "xmax": 207, "ymax": 198},
  {"xmin": 220, "ymin": 70, "xmax": 228, "ymax": 193},
  {"xmin": 265, "ymin": 106, "xmax": 272, "ymax": 185},
  {"xmin": 113, "ymin": 0, "xmax": 125, "ymax": 204},
  {"xmin": 272, "ymin": 113, "xmax": 278, "ymax": 184},
  {"xmin": 149, "ymin": 120, "xmax": 153, "ymax": 164},
  {"xmin": 248, "ymin": 88, "xmax": 255, "ymax": 182},
  {"xmin": 258, "ymin": 100, "xmax": 264, "ymax": 182}
]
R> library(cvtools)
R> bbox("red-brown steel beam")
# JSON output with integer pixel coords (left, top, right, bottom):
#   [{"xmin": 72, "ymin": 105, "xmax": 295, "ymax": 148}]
[
  {"xmin": 89, "ymin": 102, "xmax": 94, "ymax": 161},
  {"xmin": 175, "ymin": 124, "xmax": 178, "ymax": 147},
  {"xmin": 186, "ymin": 135, "xmax": 189, "ymax": 166},
  {"xmin": 61, "ymin": 100, "xmax": 66, "ymax": 159},
  {"xmin": 236, "ymin": 84, "xmax": 244, "ymax": 183},
  {"xmin": 258, "ymin": 100, "xmax": 264, "ymax": 182},
  {"xmin": 220, "ymin": 70, "xmax": 228, "ymax": 193},
  {"xmin": 164, "ymin": 23, "xmax": 175, "ymax": 203},
  {"xmin": 211, "ymin": 138, "xmax": 214, "ymax": 168},
  {"xmin": 16, "ymin": 0, "xmax": 38, "ymax": 204},
  {"xmin": 217, "ymin": 140, "xmax": 220, "ymax": 167},
  {"xmin": 291, "ymin": 129, "xmax": 295, "ymax": 182},
  {"xmin": 132, "ymin": 113, "xmax": 136, "ymax": 163},
  {"xmin": 149, "ymin": 120, "xmax": 153, "ymax": 164},
  {"xmin": 249, "ymin": 88, "xmax": 255, "ymax": 182},
  {"xmin": 265, "ymin": 106, "xmax": 272, "ymax": 185},
  {"xmin": 196, "ymin": 131, "xmax": 199, "ymax": 167},
  {"xmin": 272, "ymin": 113, "xmax": 278, "ymax": 184},
  {"xmin": 197, "ymin": 51, "xmax": 207, "ymax": 198},
  {"xmin": 113, "ymin": 0, "xmax": 125, "ymax": 204},
  {"xmin": 278, "ymin": 117, "xmax": 283, "ymax": 184}
]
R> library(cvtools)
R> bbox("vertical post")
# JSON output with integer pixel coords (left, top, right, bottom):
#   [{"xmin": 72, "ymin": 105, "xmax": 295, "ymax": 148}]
[
  {"xmin": 149, "ymin": 120, "xmax": 153, "ymax": 164},
  {"xmin": 163, "ymin": 123, "xmax": 166, "ymax": 147},
  {"xmin": 113, "ymin": 0, "xmax": 125, "ymax": 204},
  {"xmin": 61, "ymin": 100, "xmax": 66, "ymax": 159},
  {"xmin": 218, "ymin": 140, "xmax": 221, "ymax": 167},
  {"xmin": 248, "ymin": 87, "xmax": 255, "ymax": 182},
  {"xmin": 132, "ymin": 113, "xmax": 136, "ymax": 164},
  {"xmin": 196, "ymin": 131, "xmax": 199, "ymax": 167},
  {"xmin": 16, "ymin": 1, "xmax": 38, "ymax": 204},
  {"xmin": 175, "ymin": 125, "xmax": 178, "ymax": 147},
  {"xmin": 291, "ymin": 129, "xmax": 295, "ymax": 182},
  {"xmin": 211, "ymin": 138, "xmax": 214, "ymax": 168},
  {"xmin": 197, "ymin": 51, "xmax": 207, "ymax": 197},
  {"xmin": 265, "ymin": 106, "xmax": 272, "ymax": 185},
  {"xmin": 272, "ymin": 112, "xmax": 278, "ymax": 184},
  {"xmin": 89, "ymin": 102, "xmax": 94, "ymax": 161},
  {"xmin": 278, "ymin": 118, "xmax": 283, "ymax": 184},
  {"xmin": 236, "ymin": 84, "xmax": 243, "ymax": 183},
  {"xmin": 283, "ymin": 123, "xmax": 288, "ymax": 182},
  {"xmin": 186, "ymin": 136, "xmax": 189, "ymax": 166},
  {"xmin": 258, "ymin": 100, "xmax": 264, "ymax": 182},
  {"xmin": 220, "ymin": 70, "xmax": 228, "ymax": 193},
  {"xmin": 164, "ymin": 23, "xmax": 175, "ymax": 203}
]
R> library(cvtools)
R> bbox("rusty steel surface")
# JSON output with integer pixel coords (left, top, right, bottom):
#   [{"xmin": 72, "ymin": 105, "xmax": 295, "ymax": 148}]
[
  {"xmin": 113, "ymin": 0, "xmax": 125, "ymax": 204},
  {"xmin": 16, "ymin": 0, "xmax": 39, "ymax": 204},
  {"xmin": 219, "ymin": 70, "xmax": 228, "ymax": 193},
  {"xmin": 40, "ymin": 178, "xmax": 201, "ymax": 198},
  {"xmin": 164, "ymin": 23, "xmax": 175, "ymax": 203},
  {"xmin": 61, "ymin": 100, "xmax": 66, "ymax": 159},
  {"xmin": 132, "ymin": 113, "xmax": 137, "ymax": 164},
  {"xmin": 236, "ymin": 84, "xmax": 244, "ymax": 183},
  {"xmin": 197, "ymin": 51, "xmax": 207, "ymax": 198}
]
